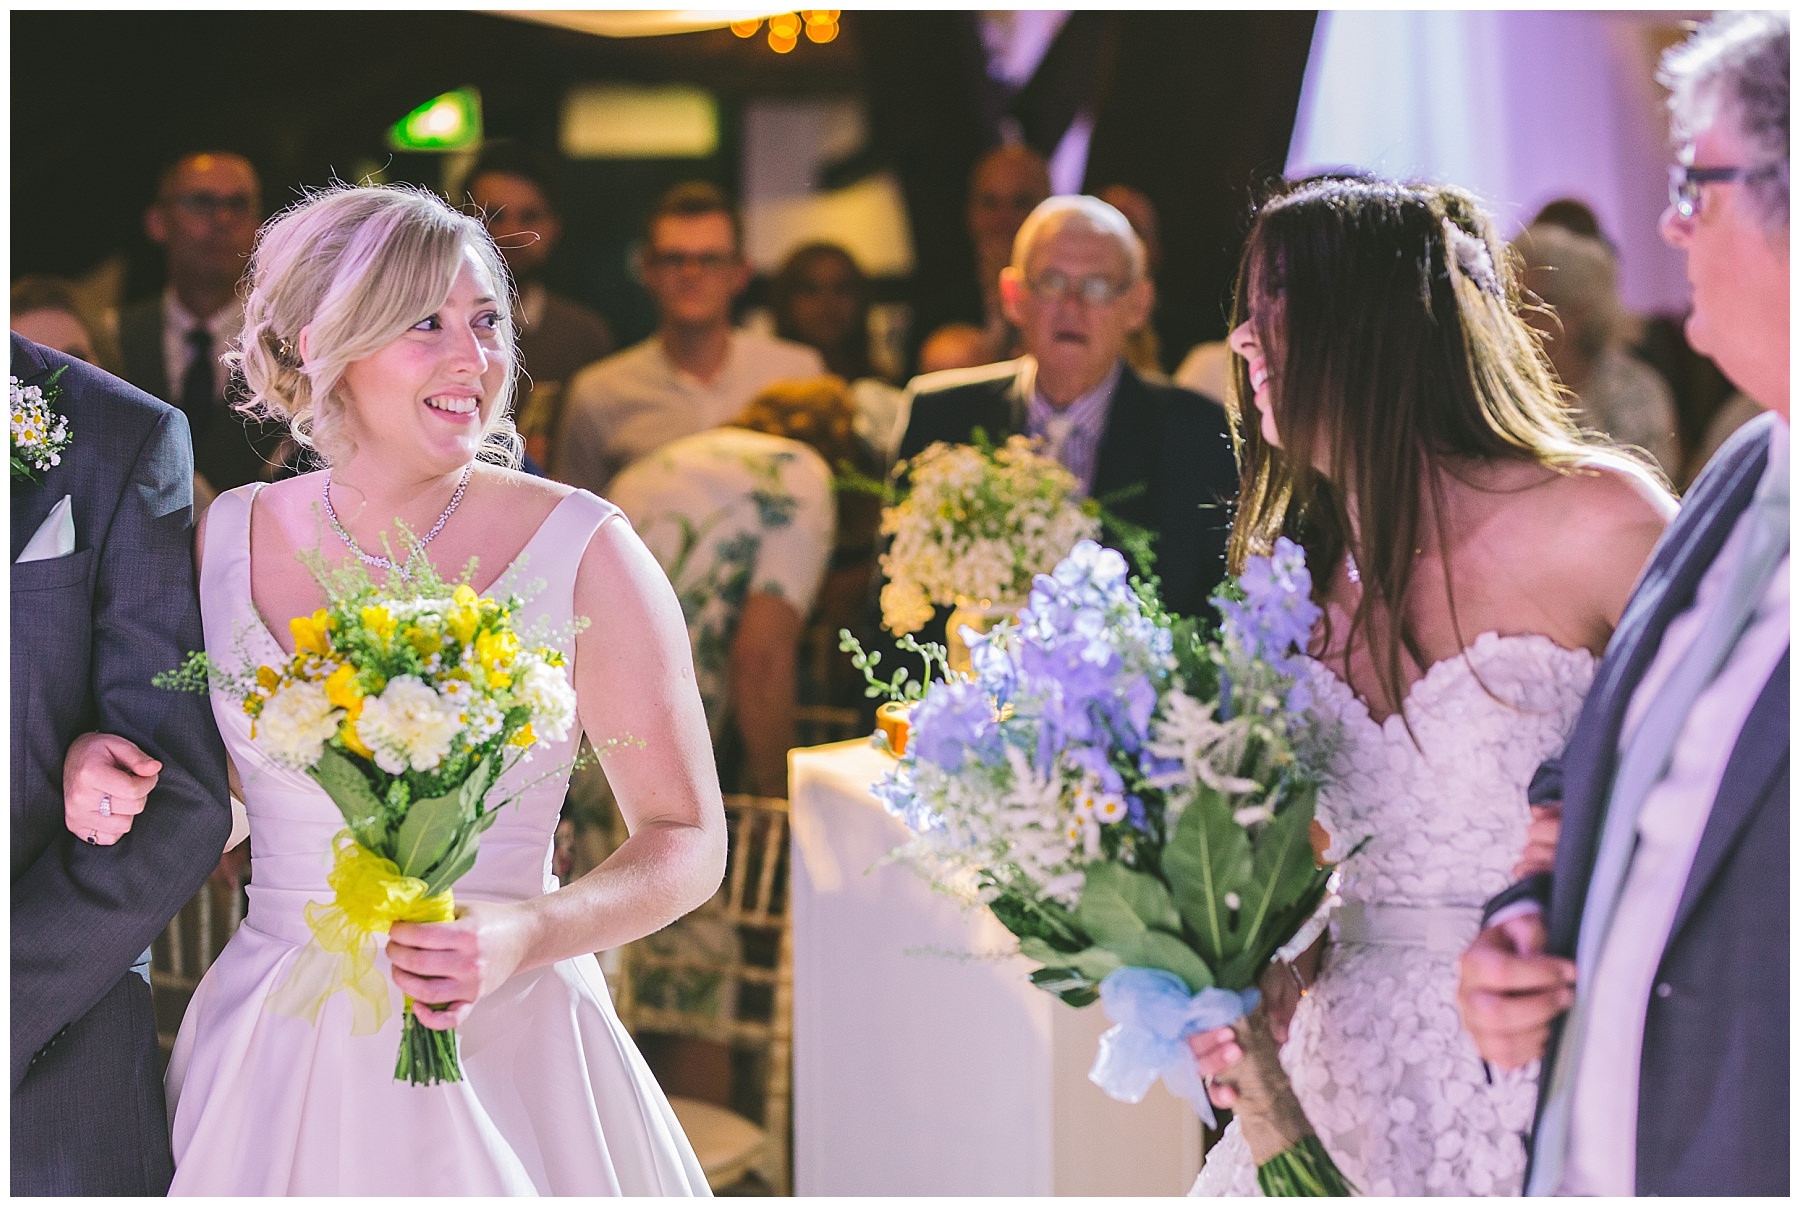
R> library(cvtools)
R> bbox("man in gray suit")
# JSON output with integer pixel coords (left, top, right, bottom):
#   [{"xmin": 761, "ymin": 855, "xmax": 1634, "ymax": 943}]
[
  {"xmin": 1458, "ymin": 12, "xmax": 1788, "ymax": 1195},
  {"xmin": 11, "ymin": 333, "xmax": 231, "ymax": 1193}
]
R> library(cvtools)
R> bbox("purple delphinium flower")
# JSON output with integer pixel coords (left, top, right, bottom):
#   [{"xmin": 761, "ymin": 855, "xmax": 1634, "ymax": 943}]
[
  {"xmin": 909, "ymin": 679, "xmax": 1001, "ymax": 772},
  {"xmin": 1218, "ymin": 537, "xmax": 1321, "ymax": 691}
]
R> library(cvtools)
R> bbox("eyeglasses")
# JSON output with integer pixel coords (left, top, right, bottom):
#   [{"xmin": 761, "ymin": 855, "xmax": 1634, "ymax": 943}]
[
  {"xmin": 646, "ymin": 250, "xmax": 737, "ymax": 272},
  {"xmin": 1667, "ymin": 161, "xmax": 1787, "ymax": 220},
  {"xmin": 166, "ymin": 192, "xmax": 258, "ymax": 220},
  {"xmin": 1025, "ymin": 269, "xmax": 1132, "ymax": 307}
]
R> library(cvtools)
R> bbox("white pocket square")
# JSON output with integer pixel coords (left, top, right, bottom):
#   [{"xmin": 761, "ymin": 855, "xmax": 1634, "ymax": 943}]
[{"xmin": 16, "ymin": 495, "xmax": 74, "ymax": 564}]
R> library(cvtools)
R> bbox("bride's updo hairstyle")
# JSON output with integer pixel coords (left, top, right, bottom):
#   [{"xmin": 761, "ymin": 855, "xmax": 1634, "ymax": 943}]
[
  {"xmin": 1224, "ymin": 176, "xmax": 1647, "ymax": 712},
  {"xmin": 232, "ymin": 183, "xmax": 520, "ymax": 468}
]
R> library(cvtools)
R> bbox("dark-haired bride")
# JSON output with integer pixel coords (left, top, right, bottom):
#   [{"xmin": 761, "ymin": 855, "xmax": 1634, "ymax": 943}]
[{"xmin": 1186, "ymin": 177, "xmax": 1673, "ymax": 1197}]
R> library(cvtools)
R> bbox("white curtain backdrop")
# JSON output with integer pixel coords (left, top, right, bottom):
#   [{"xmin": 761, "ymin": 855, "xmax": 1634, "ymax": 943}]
[{"xmin": 1288, "ymin": 10, "xmax": 1699, "ymax": 315}]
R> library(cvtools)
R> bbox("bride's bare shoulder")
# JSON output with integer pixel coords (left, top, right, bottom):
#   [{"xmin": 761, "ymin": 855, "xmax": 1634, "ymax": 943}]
[
  {"xmin": 1538, "ymin": 455, "xmax": 1677, "ymax": 542},
  {"xmin": 1529, "ymin": 456, "xmax": 1677, "ymax": 632}
]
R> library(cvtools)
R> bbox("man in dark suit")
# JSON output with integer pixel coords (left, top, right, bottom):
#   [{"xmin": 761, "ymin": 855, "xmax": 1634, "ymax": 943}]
[
  {"xmin": 11, "ymin": 334, "xmax": 232, "ymax": 1193},
  {"xmin": 895, "ymin": 193, "xmax": 1237, "ymax": 621},
  {"xmin": 1458, "ymin": 12, "xmax": 1788, "ymax": 1195},
  {"xmin": 118, "ymin": 149, "xmax": 285, "ymax": 495}
]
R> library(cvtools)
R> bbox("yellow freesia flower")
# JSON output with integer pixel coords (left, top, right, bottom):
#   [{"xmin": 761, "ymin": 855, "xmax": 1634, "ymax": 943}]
[
  {"xmin": 404, "ymin": 624, "xmax": 442, "ymax": 658},
  {"xmin": 509, "ymin": 723, "xmax": 536, "ymax": 749},
  {"xmin": 338, "ymin": 719, "xmax": 374, "ymax": 760},
  {"xmin": 359, "ymin": 604, "xmax": 397, "ymax": 644},
  {"xmin": 474, "ymin": 628, "xmax": 519, "ymax": 673},
  {"xmin": 324, "ymin": 664, "xmax": 363, "ymax": 715},
  {"xmin": 256, "ymin": 665, "xmax": 282, "ymax": 691},
  {"xmin": 447, "ymin": 595, "xmax": 481, "ymax": 645},
  {"xmin": 290, "ymin": 609, "xmax": 335, "ymax": 656}
]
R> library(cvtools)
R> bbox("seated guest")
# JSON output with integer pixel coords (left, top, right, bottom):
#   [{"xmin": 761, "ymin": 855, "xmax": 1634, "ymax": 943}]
[
  {"xmin": 462, "ymin": 143, "xmax": 615, "ymax": 471},
  {"xmin": 771, "ymin": 240, "xmax": 908, "ymax": 468},
  {"xmin": 771, "ymin": 241, "xmax": 883, "ymax": 382},
  {"xmin": 895, "ymin": 194, "xmax": 1238, "ymax": 621},
  {"xmin": 608, "ymin": 378, "xmax": 870, "ymax": 796},
  {"xmin": 10, "ymin": 277, "xmax": 122, "ymax": 373},
  {"xmin": 553, "ymin": 181, "xmax": 823, "ymax": 495},
  {"xmin": 118, "ymin": 150, "xmax": 286, "ymax": 495},
  {"xmin": 916, "ymin": 143, "xmax": 1054, "ymax": 373},
  {"xmin": 1515, "ymin": 221, "xmax": 1683, "ymax": 479}
]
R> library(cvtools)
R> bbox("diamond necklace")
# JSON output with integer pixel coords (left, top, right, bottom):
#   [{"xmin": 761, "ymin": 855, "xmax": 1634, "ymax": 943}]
[{"xmin": 322, "ymin": 463, "xmax": 473, "ymax": 582}]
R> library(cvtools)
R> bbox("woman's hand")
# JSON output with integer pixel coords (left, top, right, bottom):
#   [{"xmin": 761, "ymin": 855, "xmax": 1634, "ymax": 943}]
[
  {"xmin": 1189, "ymin": 1024, "xmax": 1247, "ymax": 1108},
  {"xmin": 386, "ymin": 901, "xmax": 538, "ymax": 1029},
  {"xmin": 1188, "ymin": 958, "xmax": 1309, "ymax": 1110},
  {"xmin": 1513, "ymin": 802, "xmax": 1562, "ymax": 880},
  {"xmin": 63, "ymin": 732, "xmax": 161, "ymax": 845}
]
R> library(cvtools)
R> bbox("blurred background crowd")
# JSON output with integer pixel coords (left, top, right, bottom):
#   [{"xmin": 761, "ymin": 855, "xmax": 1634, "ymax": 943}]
[{"xmin": 12, "ymin": 12, "xmax": 1746, "ymax": 789}]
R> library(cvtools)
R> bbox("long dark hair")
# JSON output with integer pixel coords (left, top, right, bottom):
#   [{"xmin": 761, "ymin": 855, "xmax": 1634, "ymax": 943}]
[{"xmin": 1225, "ymin": 177, "xmax": 1620, "ymax": 715}]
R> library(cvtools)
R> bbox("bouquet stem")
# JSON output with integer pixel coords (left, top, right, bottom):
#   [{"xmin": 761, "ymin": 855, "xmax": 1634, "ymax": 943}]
[
  {"xmin": 394, "ymin": 1001, "xmax": 463, "ymax": 1086},
  {"xmin": 1222, "ymin": 1008, "xmax": 1357, "ymax": 1196}
]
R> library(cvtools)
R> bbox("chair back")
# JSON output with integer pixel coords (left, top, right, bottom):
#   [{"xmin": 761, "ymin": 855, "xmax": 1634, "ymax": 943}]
[
  {"xmin": 616, "ymin": 794, "xmax": 793, "ymax": 1192},
  {"xmin": 150, "ymin": 882, "xmax": 244, "ymax": 1055}
]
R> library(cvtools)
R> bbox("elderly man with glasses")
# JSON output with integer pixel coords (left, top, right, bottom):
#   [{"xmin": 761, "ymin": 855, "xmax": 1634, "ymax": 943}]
[
  {"xmin": 553, "ymin": 181, "xmax": 823, "ymax": 495},
  {"xmin": 119, "ymin": 150, "xmax": 284, "ymax": 496},
  {"xmin": 1459, "ymin": 10, "xmax": 1789, "ymax": 1196},
  {"xmin": 893, "ymin": 194, "xmax": 1237, "ymax": 620}
]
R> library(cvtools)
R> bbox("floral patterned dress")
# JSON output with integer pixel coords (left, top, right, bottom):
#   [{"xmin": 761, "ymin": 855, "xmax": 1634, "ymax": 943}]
[{"xmin": 608, "ymin": 426, "xmax": 834, "ymax": 746}]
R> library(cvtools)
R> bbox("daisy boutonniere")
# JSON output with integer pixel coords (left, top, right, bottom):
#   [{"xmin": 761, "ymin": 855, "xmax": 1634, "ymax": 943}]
[{"xmin": 11, "ymin": 366, "xmax": 72, "ymax": 484}]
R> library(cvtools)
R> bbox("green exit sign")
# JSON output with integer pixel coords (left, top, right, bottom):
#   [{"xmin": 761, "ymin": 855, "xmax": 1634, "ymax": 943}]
[{"xmin": 388, "ymin": 87, "xmax": 482, "ymax": 152}]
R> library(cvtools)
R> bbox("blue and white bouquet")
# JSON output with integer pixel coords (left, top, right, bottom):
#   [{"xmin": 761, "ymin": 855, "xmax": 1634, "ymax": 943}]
[{"xmin": 851, "ymin": 538, "xmax": 1357, "ymax": 1195}]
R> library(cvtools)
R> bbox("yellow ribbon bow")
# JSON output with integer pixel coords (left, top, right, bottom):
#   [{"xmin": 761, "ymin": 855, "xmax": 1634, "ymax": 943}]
[{"xmin": 268, "ymin": 830, "xmax": 455, "ymax": 1035}]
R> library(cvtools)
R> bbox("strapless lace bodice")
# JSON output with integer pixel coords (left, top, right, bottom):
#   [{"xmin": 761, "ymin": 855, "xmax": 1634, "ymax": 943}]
[
  {"xmin": 1309, "ymin": 630, "xmax": 1597, "ymax": 911},
  {"xmin": 1192, "ymin": 632, "xmax": 1594, "ymax": 1198}
]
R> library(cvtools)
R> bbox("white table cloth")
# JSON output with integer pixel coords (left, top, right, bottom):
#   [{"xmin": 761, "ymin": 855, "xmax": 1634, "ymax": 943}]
[{"xmin": 790, "ymin": 739, "xmax": 1203, "ymax": 1195}]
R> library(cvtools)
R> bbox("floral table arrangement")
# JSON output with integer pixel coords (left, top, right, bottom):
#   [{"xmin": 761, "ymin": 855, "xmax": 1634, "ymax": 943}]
[
  {"xmin": 160, "ymin": 554, "xmax": 580, "ymax": 1085},
  {"xmin": 876, "ymin": 434, "xmax": 1100, "ymax": 654},
  {"xmin": 846, "ymin": 538, "xmax": 1360, "ymax": 1195}
]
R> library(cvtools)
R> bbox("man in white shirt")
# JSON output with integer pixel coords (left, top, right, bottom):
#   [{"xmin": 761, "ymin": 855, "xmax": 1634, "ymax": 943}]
[
  {"xmin": 118, "ymin": 151, "xmax": 283, "ymax": 494},
  {"xmin": 1458, "ymin": 12, "xmax": 1788, "ymax": 1196},
  {"xmin": 551, "ymin": 182, "xmax": 823, "ymax": 495}
]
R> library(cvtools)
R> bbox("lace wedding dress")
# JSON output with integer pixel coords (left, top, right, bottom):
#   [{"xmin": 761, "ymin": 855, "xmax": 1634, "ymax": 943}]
[
  {"xmin": 165, "ymin": 485, "xmax": 709, "ymax": 1195},
  {"xmin": 1192, "ymin": 632, "xmax": 1595, "ymax": 1197}
]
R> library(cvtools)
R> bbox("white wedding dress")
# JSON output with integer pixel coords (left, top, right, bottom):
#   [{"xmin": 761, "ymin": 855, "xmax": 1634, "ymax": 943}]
[
  {"xmin": 165, "ymin": 485, "xmax": 709, "ymax": 1195},
  {"xmin": 1192, "ymin": 632, "xmax": 1595, "ymax": 1197}
]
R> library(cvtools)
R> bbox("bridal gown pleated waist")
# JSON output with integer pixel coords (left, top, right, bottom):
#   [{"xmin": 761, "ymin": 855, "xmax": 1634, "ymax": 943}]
[{"xmin": 165, "ymin": 484, "xmax": 709, "ymax": 1196}]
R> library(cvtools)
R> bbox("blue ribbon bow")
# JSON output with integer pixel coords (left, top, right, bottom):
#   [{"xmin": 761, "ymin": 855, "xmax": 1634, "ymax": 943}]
[{"xmin": 1088, "ymin": 966, "xmax": 1261, "ymax": 1128}]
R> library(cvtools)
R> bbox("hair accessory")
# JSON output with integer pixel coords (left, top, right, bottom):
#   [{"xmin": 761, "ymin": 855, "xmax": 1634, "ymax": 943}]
[
  {"xmin": 275, "ymin": 336, "xmax": 301, "ymax": 369},
  {"xmin": 1442, "ymin": 219, "xmax": 1501, "ymax": 297}
]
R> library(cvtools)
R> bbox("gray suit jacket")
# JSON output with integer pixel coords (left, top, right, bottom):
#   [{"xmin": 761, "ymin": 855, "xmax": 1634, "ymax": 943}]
[
  {"xmin": 10, "ymin": 334, "xmax": 232, "ymax": 1194},
  {"xmin": 1494, "ymin": 414, "xmax": 1788, "ymax": 1195}
]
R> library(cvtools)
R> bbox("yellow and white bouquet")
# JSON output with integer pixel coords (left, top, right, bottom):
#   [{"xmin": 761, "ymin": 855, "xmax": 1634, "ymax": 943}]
[
  {"xmin": 879, "ymin": 433, "xmax": 1101, "ymax": 635},
  {"xmin": 161, "ymin": 555, "xmax": 580, "ymax": 1085}
]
